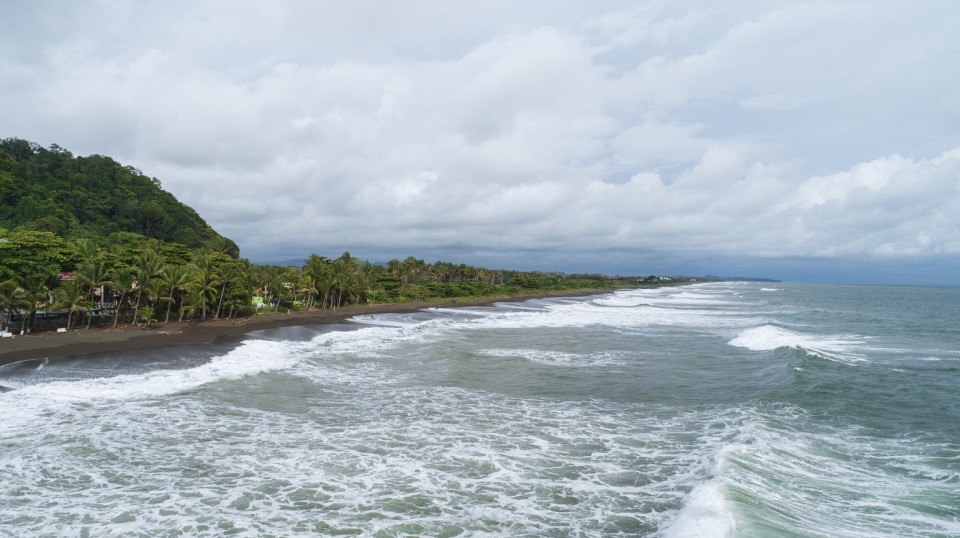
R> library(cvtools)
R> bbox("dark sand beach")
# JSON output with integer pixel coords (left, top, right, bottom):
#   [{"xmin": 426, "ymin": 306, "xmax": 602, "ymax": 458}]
[{"xmin": 0, "ymin": 290, "xmax": 608, "ymax": 366}]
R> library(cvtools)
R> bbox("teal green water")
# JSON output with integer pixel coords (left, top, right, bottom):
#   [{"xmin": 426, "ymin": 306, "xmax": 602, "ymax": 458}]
[{"xmin": 1, "ymin": 283, "xmax": 958, "ymax": 536}]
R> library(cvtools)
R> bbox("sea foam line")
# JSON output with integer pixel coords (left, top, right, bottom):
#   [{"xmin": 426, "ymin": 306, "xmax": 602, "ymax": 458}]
[{"xmin": 0, "ymin": 338, "xmax": 304, "ymax": 436}]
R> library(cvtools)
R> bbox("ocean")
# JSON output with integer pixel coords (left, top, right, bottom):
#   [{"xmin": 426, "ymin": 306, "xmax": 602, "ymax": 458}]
[{"xmin": 0, "ymin": 282, "xmax": 958, "ymax": 537}]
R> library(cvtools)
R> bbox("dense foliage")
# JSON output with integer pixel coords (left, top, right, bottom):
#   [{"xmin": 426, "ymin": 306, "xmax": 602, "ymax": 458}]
[
  {"xmin": 0, "ymin": 233, "xmax": 252, "ymax": 332},
  {"xmin": 0, "ymin": 138, "xmax": 237, "ymax": 255}
]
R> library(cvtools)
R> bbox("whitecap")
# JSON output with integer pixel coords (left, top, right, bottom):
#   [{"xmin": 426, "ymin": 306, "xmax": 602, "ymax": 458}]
[
  {"xmin": 660, "ymin": 482, "xmax": 736, "ymax": 538},
  {"xmin": 0, "ymin": 338, "xmax": 303, "ymax": 433},
  {"xmin": 476, "ymin": 348, "xmax": 629, "ymax": 367},
  {"xmin": 728, "ymin": 325, "xmax": 866, "ymax": 363}
]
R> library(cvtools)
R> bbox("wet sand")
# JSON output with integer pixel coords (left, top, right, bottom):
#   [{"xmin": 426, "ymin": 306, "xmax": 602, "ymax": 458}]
[{"xmin": 0, "ymin": 291, "xmax": 609, "ymax": 366}]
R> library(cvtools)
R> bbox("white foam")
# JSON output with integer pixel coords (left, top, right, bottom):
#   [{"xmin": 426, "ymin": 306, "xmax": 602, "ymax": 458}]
[
  {"xmin": 0, "ymin": 338, "xmax": 302, "ymax": 433},
  {"xmin": 728, "ymin": 325, "xmax": 866, "ymax": 363},
  {"xmin": 0, "ymin": 383, "xmax": 729, "ymax": 536},
  {"xmin": 300, "ymin": 315, "xmax": 463, "ymax": 358},
  {"xmin": 710, "ymin": 409, "xmax": 960, "ymax": 537},
  {"xmin": 460, "ymin": 297, "xmax": 758, "ymax": 334},
  {"xmin": 660, "ymin": 482, "xmax": 736, "ymax": 538},
  {"xmin": 477, "ymin": 348, "xmax": 629, "ymax": 367},
  {"xmin": 331, "ymin": 284, "xmax": 761, "ymax": 345}
]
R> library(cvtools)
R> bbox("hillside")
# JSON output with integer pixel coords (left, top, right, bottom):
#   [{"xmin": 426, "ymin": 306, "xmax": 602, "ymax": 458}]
[{"xmin": 0, "ymin": 138, "xmax": 237, "ymax": 255}]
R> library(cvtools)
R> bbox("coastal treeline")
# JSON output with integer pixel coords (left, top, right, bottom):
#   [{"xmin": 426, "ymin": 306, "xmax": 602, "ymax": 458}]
[{"xmin": 0, "ymin": 230, "xmax": 649, "ymax": 334}]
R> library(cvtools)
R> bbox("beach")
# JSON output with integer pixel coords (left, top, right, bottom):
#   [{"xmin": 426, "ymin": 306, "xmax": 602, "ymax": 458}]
[{"xmin": 0, "ymin": 291, "xmax": 607, "ymax": 366}]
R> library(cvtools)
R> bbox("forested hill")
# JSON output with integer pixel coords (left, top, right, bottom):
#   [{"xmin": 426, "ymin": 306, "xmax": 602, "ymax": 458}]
[{"xmin": 0, "ymin": 138, "xmax": 237, "ymax": 255}]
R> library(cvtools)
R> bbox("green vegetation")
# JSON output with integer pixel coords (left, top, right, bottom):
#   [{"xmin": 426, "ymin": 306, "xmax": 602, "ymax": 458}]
[
  {"xmin": 0, "ymin": 138, "xmax": 237, "ymax": 254},
  {"xmin": 0, "ymin": 232, "xmax": 252, "ymax": 333},
  {"xmin": 0, "ymin": 139, "xmax": 696, "ymax": 334}
]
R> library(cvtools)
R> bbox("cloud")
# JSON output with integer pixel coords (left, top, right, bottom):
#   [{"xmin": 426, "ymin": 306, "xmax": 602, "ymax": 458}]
[{"xmin": 2, "ymin": 1, "xmax": 959, "ymax": 282}]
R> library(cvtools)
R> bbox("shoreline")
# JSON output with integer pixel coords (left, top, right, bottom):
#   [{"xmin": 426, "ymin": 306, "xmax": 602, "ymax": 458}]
[{"xmin": 0, "ymin": 289, "xmax": 613, "ymax": 366}]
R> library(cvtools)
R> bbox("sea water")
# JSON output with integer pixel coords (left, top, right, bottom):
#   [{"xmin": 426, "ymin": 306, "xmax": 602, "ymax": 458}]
[{"xmin": 0, "ymin": 283, "xmax": 958, "ymax": 536}]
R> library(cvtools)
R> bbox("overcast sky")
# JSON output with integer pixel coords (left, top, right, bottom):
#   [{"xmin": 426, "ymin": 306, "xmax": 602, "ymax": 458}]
[{"xmin": 3, "ymin": 1, "xmax": 959, "ymax": 283}]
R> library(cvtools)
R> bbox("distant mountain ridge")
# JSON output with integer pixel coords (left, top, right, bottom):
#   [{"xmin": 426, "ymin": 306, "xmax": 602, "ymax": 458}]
[
  {"xmin": 0, "ymin": 138, "xmax": 237, "ymax": 255},
  {"xmin": 704, "ymin": 275, "xmax": 781, "ymax": 282}
]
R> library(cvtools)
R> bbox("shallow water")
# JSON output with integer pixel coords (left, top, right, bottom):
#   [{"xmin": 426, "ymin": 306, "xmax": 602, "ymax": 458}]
[{"xmin": 1, "ymin": 283, "xmax": 958, "ymax": 536}]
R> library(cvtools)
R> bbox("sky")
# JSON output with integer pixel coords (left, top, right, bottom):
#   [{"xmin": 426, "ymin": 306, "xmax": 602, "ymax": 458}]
[{"xmin": 3, "ymin": 1, "xmax": 960, "ymax": 284}]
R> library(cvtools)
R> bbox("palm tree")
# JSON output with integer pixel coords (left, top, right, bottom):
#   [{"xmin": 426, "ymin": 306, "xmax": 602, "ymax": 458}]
[
  {"xmin": 265, "ymin": 267, "xmax": 288, "ymax": 313},
  {"xmin": 178, "ymin": 288, "xmax": 204, "ymax": 321},
  {"xmin": 399, "ymin": 256, "xmax": 426, "ymax": 285},
  {"xmin": 137, "ymin": 305, "xmax": 157, "ymax": 327},
  {"xmin": 75, "ymin": 260, "xmax": 112, "ymax": 328},
  {"xmin": 253, "ymin": 265, "xmax": 280, "ymax": 312},
  {"xmin": 346, "ymin": 272, "xmax": 369, "ymax": 304},
  {"xmin": 214, "ymin": 262, "xmax": 241, "ymax": 319},
  {"xmin": 387, "ymin": 259, "xmax": 401, "ymax": 280},
  {"xmin": 160, "ymin": 264, "xmax": 195, "ymax": 323},
  {"xmin": 53, "ymin": 280, "xmax": 93, "ymax": 331},
  {"xmin": 135, "ymin": 278, "xmax": 165, "ymax": 326},
  {"xmin": 71, "ymin": 238, "xmax": 99, "ymax": 264},
  {"xmin": 204, "ymin": 236, "xmax": 236, "ymax": 258},
  {"xmin": 283, "ymin": 267, "xmax": 304, "ymax": 308},
  {"xmin": 131, "ymin": 245, "xmax": 165, "ymax": 325},
  {"xmin": 303, "ymin": 255, "xmax": 332, "ymax": 310},
  {"xmin": 17, "ymin": 275, "xmax": 50, "ymax": 333},
  {"xmin": 222, "ymin": 296, "xmax": 245, "ymax": 319},
  {"xmin": 302, "ymin": 280, "xmax": 318, "ymax": 310},
  {"xmin": 0, "ymin": 280, "xmax": 27, "ymax": 333},
  {"xmin": 188, "ymin": 248, "xmax": 220, "ymax": 320},
  {"xmin": 111, "ymin": 268, "xmax": 136, "ymax": 328},
  {"xmin": 328, "ymin": 268, "xmax": 345, "ymax": 309}
]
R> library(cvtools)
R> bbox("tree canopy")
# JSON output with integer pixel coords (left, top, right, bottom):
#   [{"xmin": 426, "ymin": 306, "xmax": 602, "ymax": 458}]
[{"xmin": 0, "ymin": 138, "xmax": 238, "ymax": 256}]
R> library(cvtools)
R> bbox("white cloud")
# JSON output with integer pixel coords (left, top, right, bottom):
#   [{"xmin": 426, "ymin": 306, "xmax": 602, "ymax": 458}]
[{"xmin": 2, "ymin": 1, "xmax": 959, "ymax": 281}]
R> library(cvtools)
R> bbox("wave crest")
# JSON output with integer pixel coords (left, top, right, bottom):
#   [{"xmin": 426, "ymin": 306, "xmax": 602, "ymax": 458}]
[{"xmin": 728, "ymin": 325, "xmax": 866, "ymax": 363}]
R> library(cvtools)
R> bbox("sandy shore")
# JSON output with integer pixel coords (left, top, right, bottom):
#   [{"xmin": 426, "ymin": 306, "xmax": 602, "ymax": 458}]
[{"xmin": 0, "ymin": 290, "xmax": 610, "ymax": 366}]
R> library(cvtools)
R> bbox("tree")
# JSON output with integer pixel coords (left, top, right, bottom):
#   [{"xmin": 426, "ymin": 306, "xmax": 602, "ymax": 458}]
[
  {"xmin": 259, "ymin": 265, "xmax": 287, "ymax": 313},
  {"xmin": 283, "ymin": 267, "xmax": 304, "ymax": 309},
  {"xmin": 110, "ymin": 268, "xmax": 136, "ymax": 328},
  {"xmin": 212, "ymin": 261, "xmax": 236, "ymax": 318},
  {"xmin": 204, "ymin": 236, "xmax": 240, "ymax": 259},
  {"xmin": 71, "ymin": 238, "xmax": 99, "ymax": 264},
  {"xmin": 0, "ymin": 230, "xmax": 77, "ymax": 283},
  {"xmin": 303, "ymin": 255, "xmax": 333, "ymax": 310},
  {"xmin": 137, "ymin": 305, "xmax": 157, "ymax": 327},
  {"xmin": 138, "ymin": 278, "xmax": 164, "ymax": 327},
  {"xmin": 130, "ymin": 244, "xmax": 165, "ymax": 325},
  {"xmin": 399, "ymin": 256, "xmax": 426, "ymax": 284},
  {"xmin": 16, "ymin": 275, "xmax": 54, "ymax": 333},
  {"xmin": 53, "ymin": 280, "xmax": 92, "ymax": 330},
  {"xmin": 160, "ymin": 264, "xmax": 195, "ymax": 323},
  {"xmin": 0, "ymin": 279, "xmax": 26, "ymax": 332},
  {"xmin": 178, "ymin": 288, "xmax": 204, "ymax": 321},
  {"xmin": 75, "ymin": 259, "xmax": 112, "ymax": 327},
  {"xmin": 189, "ymin": 248, "xmax": 219, "ymax": 320}
]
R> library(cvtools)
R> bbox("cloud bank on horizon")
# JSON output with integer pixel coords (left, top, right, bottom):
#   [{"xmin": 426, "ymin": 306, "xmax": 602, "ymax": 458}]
[{"xmin": 3, "ymin": 1, "xmax": 959, "ymax": 283}]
